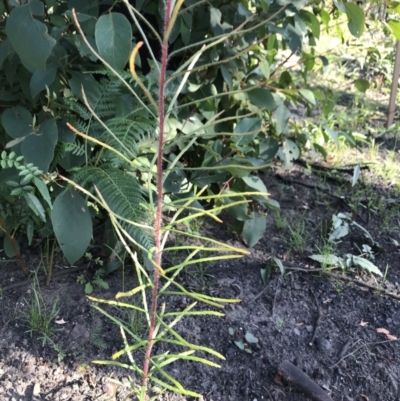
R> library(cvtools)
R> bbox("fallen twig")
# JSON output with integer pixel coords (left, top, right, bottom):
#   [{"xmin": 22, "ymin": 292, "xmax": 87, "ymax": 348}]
[
  {"xmin": 277, "ymin": 360, "xmax": 334, "ymax": 401},
  {"xmin": 330, "ymin": 339, "xmax": 398, "ymax": 369},
  {"xmin": 1, "ymin": 265, "xmax": 87, "ymax": 293},
  {"xmin": 309, "ymin": 289, "xmax": 322, "ymax": 346}
]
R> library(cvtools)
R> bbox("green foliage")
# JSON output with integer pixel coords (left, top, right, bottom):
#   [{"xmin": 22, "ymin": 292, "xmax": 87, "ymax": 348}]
[
  {"xmin": 51, "ymin": 188, "xmax": 93, "ymax": 265},
  {"xmin": 0, "ymin": 0, "xmax": 374, "ymax": 258}
]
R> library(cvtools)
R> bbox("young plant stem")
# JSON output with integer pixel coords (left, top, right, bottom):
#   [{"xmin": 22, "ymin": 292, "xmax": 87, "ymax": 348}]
[{"xmin": 141, "ymin": 0, "xmax": 172, "ymax": 392}]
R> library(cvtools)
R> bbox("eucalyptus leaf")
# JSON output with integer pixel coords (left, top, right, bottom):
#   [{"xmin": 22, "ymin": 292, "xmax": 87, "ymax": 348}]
[
  {"xmin": 6, "ymin": 0, "xmax": 56, "ymax": 71},
  {"xmin": 345, "ymin": 3, "xmax": 365, "ymax": 38},
  {"xmin": 95, "ymin": 13, "xmax": 132, "ymax": 70},
  {"xmin": 51, "ymin": 188, "xmax": 93, "ymax": 265},
  {"xmin": 242, "ymin": 211, "xmax": 267, "ymax": 247}
]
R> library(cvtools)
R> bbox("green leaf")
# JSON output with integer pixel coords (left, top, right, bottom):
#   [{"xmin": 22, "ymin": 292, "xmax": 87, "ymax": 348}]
[
  {"xmin": 352, "ymin": 164, "xmax": 361, "ymax": 187},
  {"xmin": 279, "ymin": 71, "xmax": 292, "ymax": 87},
  {"xmin": 245, "ymin": 332, "xmax": 259, "ymax": 344},
  {"xmin": 309, "ymin": 254, "xmax": 343, "ymax": 266},
  {"xmin": 220, "ymin": 190, "xmax": 251, "ymax": 221},
  {"xmin": 274, "ymin": 104, "xmax": 290, "ymax": 135},
  {"xmin": 352, "ymin": 256, "xmax": 382, "ymax": 277},
  {"xmin": 33, "ymin": 177, "xmax": 52, "ymax": 209},
  {"xmin": 27, "ymin": 219, "xmax": 34, "ymax": 245},
  {"xmin": 319, "ymin": 9, "xmax": 330, "ymax": 29},
  {"xmin": 259, "ymin": 138, "xmax": 279, "ymax": 163},
  {"xmin": 242, "ymin": 176, "xmax": 267, "ymax": 193},
  {"xmin": 247, "ymin": 88, "xmax": 276, "ymax": 110},
  {"xmin": 2, "ymin": 106, "xmax": 32, "ymax": 141},
  {"xmin": 273, "ymin": 257, "xmax": 285, "ymax": 276},
  {"xmin": 259, "ymin": 59, "xmax": 270, "ymax": 79},
  {"xmin": 0, "ymin": 39, "xmax": 12, "ymax": 68},
  {"xmin": 95, "ymin": 13, "xmax": 132, "ymax": 70},
  {"xmin": 24, "ymin": 192, "xmax": 46, "ymax": 222},
  {"xmin": 51, "ymin": 188, "xmax": 93, "ymax": 265},
  {"xmin": 6, "ymin": 0, "xmax": 56, "ymax": 71},
  {"xmin": 241, "ymin": 211, "xmax": 266, "ymax": 247},
  {"xmin": 30, "ymin": 67, "xmax": 57, "ymax": 98},
  {"xmin": 277, "ymin": 139, "xmax": 299, "ymax": 169},
  {"xmin": 22, "ymin": 119, "xmax": 58, "ymax": 173},
  {"xmin": 299, "ymin": 89, "xmax": 316, "ymax": 106},
  {"xmin": 233, "ymin": 117, "xmax": 262, "ymax": 145},
  {"xmin": 286, "ymin": 24, "xmax": 302, "ymax": 52},
  {"xmin": 388, "ymin": 19, "xmax": 400, "ymax": 40},
  {"xmin": 85, "ymin": 282, "xmax": 94, "ymax": 294},
  {"xmin": 345, "ymin": 3, "xmax": 365, "ymax": 38},
  {"xmin": 4, "ymin": 236, "xmax": 19, "ymax": 258},
  {"xmin": 299, "ymin": 10, "xmax": 320, "ymax": 39},
  {"xmin": 353, "ymin": 79, "xmax": 370, "ymax": 93}
]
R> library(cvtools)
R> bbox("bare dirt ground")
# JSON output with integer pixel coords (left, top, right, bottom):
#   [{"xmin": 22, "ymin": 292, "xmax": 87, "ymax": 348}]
[{"xmin": 1, "ymin": 152, "xmax": 400, "ymax": 401}]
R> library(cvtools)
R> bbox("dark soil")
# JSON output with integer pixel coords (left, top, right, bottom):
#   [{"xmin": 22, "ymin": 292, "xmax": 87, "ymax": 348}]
[{"xmin": 1, "ymin": 162, "xmax": 400, "ymax": 401}]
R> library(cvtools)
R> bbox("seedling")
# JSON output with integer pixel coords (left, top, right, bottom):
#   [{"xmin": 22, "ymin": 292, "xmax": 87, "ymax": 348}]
[
  {"xmin": 228, "ymin": 327, "xmax": 259, "ymax": 353},
  {"xmin": 21, "ymin": 275, "xmax": 59, "ymax": 345},
  {"xmin": 275, "ymin": 318, "xmax": 284, "ymax": 332},
  {"xmin": 77, "ymin": 268, "xmax": 109, "ymax": 294},
  {"xmin": 77, "ymin": 253, "xmax": 108, "ymax": 294}
]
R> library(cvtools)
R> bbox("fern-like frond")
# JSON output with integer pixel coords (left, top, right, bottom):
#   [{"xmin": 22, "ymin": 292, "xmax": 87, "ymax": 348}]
[{"xmin": 73, "ymin": 166, "xmax": 153, "ymax": 249}]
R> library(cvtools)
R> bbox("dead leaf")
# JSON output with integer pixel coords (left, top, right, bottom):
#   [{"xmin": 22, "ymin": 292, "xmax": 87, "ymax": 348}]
[
  {"xmin": 359, "ymin": 320, "xmax": 368, "ymax": 327},
  {"xmin": 377, "ymin": 328, "xmax": 390, "ymax": 335},
  {"xmin": 273, "ymin": 372, "xmax": 283, "ymax": 385},
  {"xmin": 55, "ymin": 319, "xmax": 68, "ymax": 325},
  {"xmin": 295, "ymin": 322, "xmax": 304, "ymax": 327},
  {"xmin": 377, "ymin": 328, "xmax": 397, "ymax": 340},
  {"xmin": 360, "ymin": 394, "xmax": 369, "ymax": 401}
]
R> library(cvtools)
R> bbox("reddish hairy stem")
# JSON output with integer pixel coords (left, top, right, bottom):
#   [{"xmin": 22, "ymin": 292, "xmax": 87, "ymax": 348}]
[{"xmin": 141, "ymin": 0, "xmax": 172, "ymax": 392}]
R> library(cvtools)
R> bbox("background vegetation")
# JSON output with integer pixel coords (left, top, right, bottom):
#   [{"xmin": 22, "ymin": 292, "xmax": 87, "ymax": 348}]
[{"xmin": 1, "ymin": 0, "xmax": 400, "ymax": 398}]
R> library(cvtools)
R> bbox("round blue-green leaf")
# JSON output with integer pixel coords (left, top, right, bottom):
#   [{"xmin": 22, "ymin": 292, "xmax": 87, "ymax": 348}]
[
  {"xmin": 4, "ymin": 236, "xmax": 20, "ymax": 258},
  {"xmin": 22, "ymin": 119, "xmax": 58, "ymax": 172},
  {"xmin": 6, "ymin": 0, "xmax": 56, "ymax": 71},
  {"xmin": 345, "ymin": 3, "xmax": 365, "ymax": 38},
  {"xmin": 30, "ymin": 67, "xmax": 57, "ymax": 98},
  {"xmin": 95, "ymin": 13, "xmax": 132, "ymax": 70},
  {"xmin": 51, "ymin": 189, "xmax": 93, "ymax": 265},
  {"xmin": 2, "ymin": 106, "xmax": 32, "ymax": 140},
  {"xmin": 242, "ymin": 211, "xmax": 267, "ymax": 247}
]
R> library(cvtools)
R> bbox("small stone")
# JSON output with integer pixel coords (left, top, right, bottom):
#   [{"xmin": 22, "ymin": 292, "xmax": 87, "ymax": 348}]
[
  {"xmin": 293, "ymin": 328, "xmax": 301, "ymax": 336},
  {"xmin": 103, "ymin": 381, "xmax": 117, "ymax": 397},
  {"xmin": 315, "ymin": 337, "xmax": 332, "ymax": 353},
  {"xmin": 33, "ymin": 383, "xmax": 40, "ymax": 396}
]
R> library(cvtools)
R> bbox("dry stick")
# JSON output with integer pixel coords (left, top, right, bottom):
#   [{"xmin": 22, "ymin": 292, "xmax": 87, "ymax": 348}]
[
  {"xmin": 277, "ymin": 360, "xmax": 334, "ymax": 401},
  {"xmin": 46, "ymin": 237, "xmax": 57, "ymax": 286},
  {"xmin": 1, "ymin": 265, "xmax": 88, "ymax": 292},
  {"xmin": 309, "ymin": 289, "xmax": 322, "ymax": 346},
  {"xmin": 271, "ymin": 276, "xmax": 281, "ymax": 317},
  {"xmin": 284, "ymin": 266, "xmax": 400, "ymax": 302},
  {"xmin": 329, "ymin": 339, "xmax": 398, "ymax": 369}
]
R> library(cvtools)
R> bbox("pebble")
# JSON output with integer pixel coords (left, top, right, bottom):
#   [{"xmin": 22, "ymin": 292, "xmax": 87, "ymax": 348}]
[
  {"xmin": 314, "ymin": 337, "xmax": 332, "ymax": 353},
  {"xmin": 33, "ymin": 382, "xmax": 40, "ymax": 396}
]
